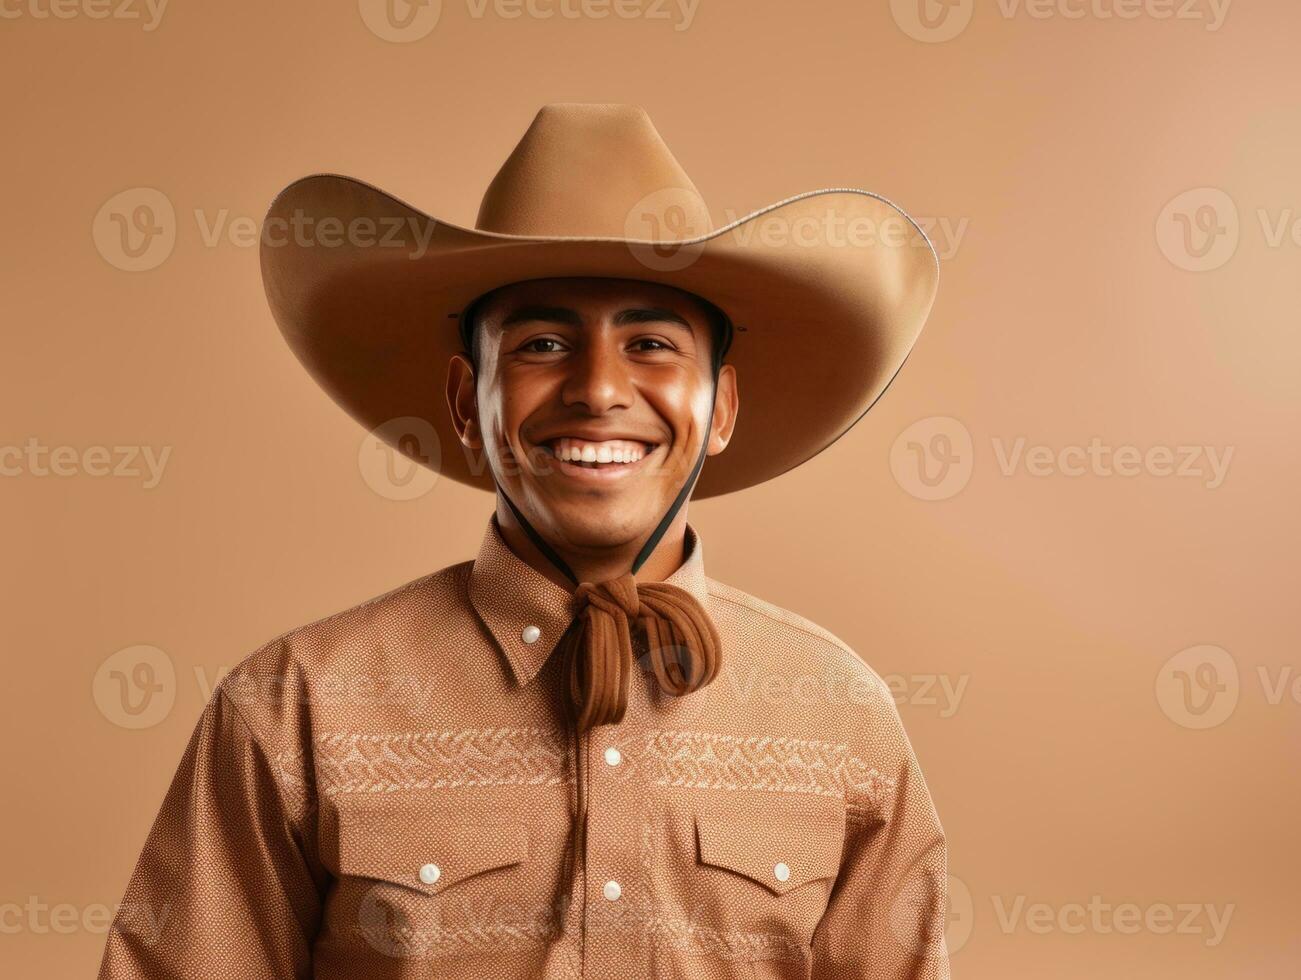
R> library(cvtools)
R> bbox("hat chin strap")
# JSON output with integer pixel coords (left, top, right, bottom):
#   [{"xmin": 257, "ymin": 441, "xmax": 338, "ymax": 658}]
[
  {"xmin": 477, "ymin": 294, "xmax": 732, "ymax": 587},
  {"xmin": 487, "ymin": 364, "xmax": 727, "ymax": 893},
  {"xmin": 491, "ymin": 365, "xmax": 724, "ymax": 716},
  {"xmin": 496, "ymin": 388, "xmax": 714, "ymax": 588}
]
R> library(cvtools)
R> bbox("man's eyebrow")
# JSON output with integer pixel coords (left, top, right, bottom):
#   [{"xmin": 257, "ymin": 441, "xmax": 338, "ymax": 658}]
[
  {"xmin": 613, "ymin": 307, "xmax": 692, "ymax": 329},
  {"xmin": 499, "ymin": 305, "xmax": 583, "ymax": 329},
  {"xmin": 497, "ymin": 305, "xmax": 693, "ymax": 330}
]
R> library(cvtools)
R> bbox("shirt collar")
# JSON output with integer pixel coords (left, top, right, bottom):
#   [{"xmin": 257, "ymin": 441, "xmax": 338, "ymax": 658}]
[{"xmin": 467, "ymin": 513, "xmax": 711, "ymax": 688}]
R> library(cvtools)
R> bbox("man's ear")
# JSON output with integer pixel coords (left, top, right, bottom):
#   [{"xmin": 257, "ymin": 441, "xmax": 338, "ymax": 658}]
[
  {"xmin": 446, "ymin": 353, "xmax": 482, "ymax": 450},
  {"xmin": 708, "ymin": 363, "xmax": 739, "ymax": 457}
]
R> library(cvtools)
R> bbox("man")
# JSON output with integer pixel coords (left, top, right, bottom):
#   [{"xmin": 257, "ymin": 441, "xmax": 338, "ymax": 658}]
[{"xmin": 99, "ymin": 103, "xmax": 949, "ymax": 979}]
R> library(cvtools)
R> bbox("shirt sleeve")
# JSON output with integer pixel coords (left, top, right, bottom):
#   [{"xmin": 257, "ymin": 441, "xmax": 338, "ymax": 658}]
[
  {"xmin": 810, "ymin": 689, "xmax": 951, "ymax": 980},
  {"xmin": 97, "ymin": 676, "xmax": 326, "ymax": 980}
]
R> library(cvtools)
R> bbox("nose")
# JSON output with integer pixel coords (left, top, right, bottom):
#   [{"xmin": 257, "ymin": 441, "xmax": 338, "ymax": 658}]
[{"xmin": 560, "ymin": 334, "xmax": 634, "ymax": 414}]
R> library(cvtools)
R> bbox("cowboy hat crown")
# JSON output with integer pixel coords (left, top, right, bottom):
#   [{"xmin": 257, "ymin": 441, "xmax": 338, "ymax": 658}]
[{"xmin": 477, "ymin": 103, "xmax": 712, "ymax": 240}]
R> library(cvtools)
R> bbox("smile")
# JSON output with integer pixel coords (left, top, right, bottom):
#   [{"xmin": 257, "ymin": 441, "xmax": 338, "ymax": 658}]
[{"xmin": 537, "ymin": 436, "xmax": 662, "ymax": 480}]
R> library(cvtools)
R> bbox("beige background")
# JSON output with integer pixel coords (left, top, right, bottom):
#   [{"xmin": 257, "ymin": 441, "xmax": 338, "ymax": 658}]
[{"xmin": 2, "ymin": 1, "xmax": 1298, "ymax": 977}]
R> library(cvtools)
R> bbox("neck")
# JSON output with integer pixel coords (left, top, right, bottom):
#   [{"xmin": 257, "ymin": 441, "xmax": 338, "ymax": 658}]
[{"xmin": 494, "ymin": 504, "xmax": 690, "ymax": 591}]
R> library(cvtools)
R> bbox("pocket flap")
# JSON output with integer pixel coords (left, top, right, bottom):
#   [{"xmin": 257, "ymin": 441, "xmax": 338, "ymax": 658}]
[
  {"xmin": 695, "ymin": 810, "xmax": 843, "ymax": 896},
  {"xmin": 338, "ymin": 809, "xmax": 529, "ymax": 896}
]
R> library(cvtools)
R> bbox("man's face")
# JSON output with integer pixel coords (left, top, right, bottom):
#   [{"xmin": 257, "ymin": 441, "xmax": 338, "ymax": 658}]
[{"xmin": 447, "ymin": 277, "xmax": 738, "ymax": 554}]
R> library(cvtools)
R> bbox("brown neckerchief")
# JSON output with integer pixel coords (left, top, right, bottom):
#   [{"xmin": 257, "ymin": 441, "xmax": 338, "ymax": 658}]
[{"xmin": 557, "ymin": 572, "xmax": 721, "ymax": 733}]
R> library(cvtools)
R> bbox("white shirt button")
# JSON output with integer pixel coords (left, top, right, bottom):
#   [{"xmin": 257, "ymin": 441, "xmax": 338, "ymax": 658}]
[
  {"xmin": 419, "ymin": 863, "xmax": 441, "ymax": 885},
  {"xmin": 521, "ymin": 625, "xmax": 541, "ymax": 644},
  {"xmin": 603, "ymin": 746, "xmax": 622, "ymax": 767},
  {"xmin": 774, "ymin": 862, "xmax": 790, "ymax": 883},
  {"xmin": 602, "ymin": 879, "xmax": 622, "ymax": 901}
]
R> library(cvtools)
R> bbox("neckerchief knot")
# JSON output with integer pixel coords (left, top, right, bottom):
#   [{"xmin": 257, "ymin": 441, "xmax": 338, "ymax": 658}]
[{"xmin": 558, "ymin": 573, "xmax": 721, "ymax": 733}]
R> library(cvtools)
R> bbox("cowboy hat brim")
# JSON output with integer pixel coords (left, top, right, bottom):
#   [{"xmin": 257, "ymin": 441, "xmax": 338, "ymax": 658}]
[{"xmin": 259, "ymin": 173, "xmax": 939, "ymax": 499}]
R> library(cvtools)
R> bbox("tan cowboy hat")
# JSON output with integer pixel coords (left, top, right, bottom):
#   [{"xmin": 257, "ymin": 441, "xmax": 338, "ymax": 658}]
[{"xmin": 259, "ymin": 102, "xmax": 939, "ymax": 499}]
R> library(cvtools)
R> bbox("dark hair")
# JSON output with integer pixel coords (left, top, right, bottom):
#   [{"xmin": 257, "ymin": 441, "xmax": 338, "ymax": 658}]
[{"xmin": 457, "ymin": 283, "xmax": 735, "ymax": 377}]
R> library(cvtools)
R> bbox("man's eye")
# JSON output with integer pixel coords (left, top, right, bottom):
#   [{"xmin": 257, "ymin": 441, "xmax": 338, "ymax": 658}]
[
  {"xmin": 632, "ymin": 338, "xmax": 672, "ymax": 352},
  {"xmin": 521, "ymin": 338, "xmax": 564, "ymax": 353}
]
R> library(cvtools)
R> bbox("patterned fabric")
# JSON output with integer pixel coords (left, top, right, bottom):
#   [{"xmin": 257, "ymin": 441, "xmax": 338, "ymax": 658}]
[{"xmin": 97, "ymin": 514, "xmax": 950, "ymax": 979}]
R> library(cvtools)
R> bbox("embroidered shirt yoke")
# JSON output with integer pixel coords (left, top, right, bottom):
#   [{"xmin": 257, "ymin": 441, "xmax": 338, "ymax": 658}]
[{"xmin": 98, "ymin": 515, "xmax": 950, "ymax": 980}]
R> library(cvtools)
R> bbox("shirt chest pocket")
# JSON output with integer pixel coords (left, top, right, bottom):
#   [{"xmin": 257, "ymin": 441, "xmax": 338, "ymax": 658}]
[
  {"xmin": 688, "ymin": 808, "xmax": 845, "ymax": 957},
  {"xmin": 328, "ymin": 806, "xmax": 537, "ymax": 961}
]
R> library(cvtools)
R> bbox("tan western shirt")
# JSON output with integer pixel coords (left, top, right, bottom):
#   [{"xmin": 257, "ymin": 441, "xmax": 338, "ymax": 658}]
[{"xmin": 98, "ymin": 515, "xmax": 950, "ymax": 980}]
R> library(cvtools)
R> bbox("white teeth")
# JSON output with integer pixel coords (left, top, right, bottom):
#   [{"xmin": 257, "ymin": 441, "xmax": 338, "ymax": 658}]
[{"xmin": 549, "ymin": 437, "xmax": 651, "ymax": 464}]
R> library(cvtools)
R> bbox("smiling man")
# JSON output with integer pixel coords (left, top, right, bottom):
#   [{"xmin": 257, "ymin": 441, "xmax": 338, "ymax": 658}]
[{"xmin": 99, "ymin": 104, "xmax": 950, "ymax": 980}]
